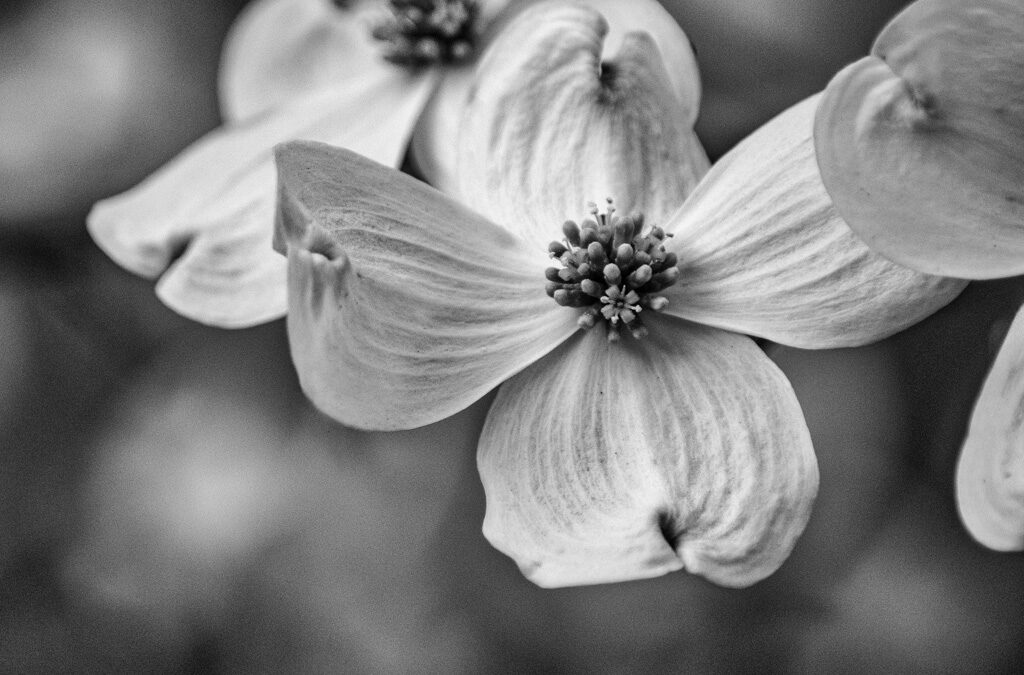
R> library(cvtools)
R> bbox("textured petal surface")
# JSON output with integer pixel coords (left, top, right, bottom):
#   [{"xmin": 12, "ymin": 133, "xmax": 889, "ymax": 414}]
[
  {"xmin": 662, "ymin": 95, "xmax": 966, "ymax": 349},
  {"xmin": 815, "ymin": 0, "xmax": 1024, "ymax": 279},
  {"xmin": 450, "ymin": 1, "xmax": 708, "ymax": 246},
  {"xmin": 88, "ymin": 71, "xmax": 434, "ymax": 327},
  {"xmin": 218, "ymin": 0, "xmax": 383, "ymax": 122},
  {"xmin": 957, "ymin": 303, "xmax": 1024, "ymax": 551},
  {"xmin": 412, "ymin": 0, "xmax": 703, "ymax": 196},
  {"xmin": 479, "ymin": 317, "xmax": 818, "ymax": 588},
  {"xmin": 275, "ymin": 141, "xmax": 579, "ymax": 430}
]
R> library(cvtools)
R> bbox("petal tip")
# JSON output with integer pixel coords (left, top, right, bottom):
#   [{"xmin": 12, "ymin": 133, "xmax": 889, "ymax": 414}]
[{"xmin": 86, "ymin": 199, "xmax": 178, "ymax": 280}]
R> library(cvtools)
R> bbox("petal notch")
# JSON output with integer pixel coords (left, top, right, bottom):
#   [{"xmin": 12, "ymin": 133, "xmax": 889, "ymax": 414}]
[
  {"xmin": 479, "ymin": 319, "xmax": 818, "ymax": 588},
  {"xmin": 412, "ymin": 0, "xmax": 704, "ymax": 197},
  {"xmin": 88, "ymin": 71, "xmax": 434, "ymax": 327},
  {"xmin": 451, "ymin": 1, "xmax": 708, "ymax": 245},
  {"xmin": 815, "ymin": 0, "xmax": 1024, "ymax": 279},
  {"xmin": 276, "ymin": 141, "xmax": 579, "ymax": 430}
]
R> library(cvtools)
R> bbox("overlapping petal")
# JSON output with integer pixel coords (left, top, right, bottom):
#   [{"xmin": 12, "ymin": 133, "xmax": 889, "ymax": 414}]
[
  {"xmin": 660, "ymin": 95, "xmax": 966, "ymax": 349},
  {"xmin": 479, "ymin": 318, "xmax": 818, "ymax": 588},
  {"xmin": 449, "ymin": 1, "xmax": 708, "ymax": 245},
  {"xmin": 412, "ymin": 0, "xmax": 704, "ymax": 196},
  {"xmin": 815, "ymin": 0, "xmax": 1024, "ymax": 279},
  {"xmin": 956, "ymin": 304, "xmax": 1024, "ymax": 552},
  {"xmin": 88, "ymin": 71, "xmax": 435, "ymax": 327},
  {"xmin": 275, "ymin": 141, "xmax": 579, "ymax": 430}
]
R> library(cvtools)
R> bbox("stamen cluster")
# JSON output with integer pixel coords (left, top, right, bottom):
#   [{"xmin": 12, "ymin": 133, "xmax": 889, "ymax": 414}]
[
  {"xmin": 372, "ymin": 0, "xmax": 478, "ymax": 67},
  {"xmin": 546, "ymin": 199, "xmax": 679, "ymax": 342}
]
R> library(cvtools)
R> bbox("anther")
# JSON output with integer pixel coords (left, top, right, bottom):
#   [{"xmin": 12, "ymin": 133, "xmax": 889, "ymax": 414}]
[
  {"xmin": 615, "ymin": 243, "xmax": 634, "ymax": 266},
  {"xmin": 603, "ymin": 264, "xmax": 622, "ymax": 286},
  {"xmin": 562, "ymin": 220, "xmax": 581, "ymax": 246},
  {"xmin": 627, "ymin": 264, "xmax": 652, "ymax": 287}
]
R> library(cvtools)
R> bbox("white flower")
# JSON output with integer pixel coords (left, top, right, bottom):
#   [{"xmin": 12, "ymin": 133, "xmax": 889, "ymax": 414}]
[{"xmin": 271, "ymin": 2, "xmax": 963, "ymax": 587}]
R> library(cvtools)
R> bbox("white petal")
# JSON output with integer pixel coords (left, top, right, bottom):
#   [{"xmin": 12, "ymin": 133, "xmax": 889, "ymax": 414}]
[
  {"xmin": 218, "ymin": 0, "xmax": 385, "ymax": 122},
  {"xmin": 88, "ymin": 70, "xmax": 435, "ymax": 327},
  {"xmin": 413, "ymin": 0, "xmax": 703, "ymax": 196},
  {"xmin": 662, "ymin": 95, "xmax": 966, "ymax": 349},
  {"xmin": 276, "ymin": 141, "xmax": 579, "ymax": 430},
  {"xmin": 479, "ymin": 317, "xmax": 818, "ymax": 588},
  {"xmin": 441, "ymin": 1, "xmax": 707, "ymax": 245},
  {"xmin": 814, "ymin": 0, "xmax": 1024, "ymax": 279},
  {"xmin": 957, "ymin": 303, "xmax": 1024, "ymax": 551}
]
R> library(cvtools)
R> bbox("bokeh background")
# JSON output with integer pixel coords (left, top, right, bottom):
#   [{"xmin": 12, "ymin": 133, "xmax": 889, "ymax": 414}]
[{"xmin": 2, "ymin": 0, "xmax": 1024, "ymax": 672}]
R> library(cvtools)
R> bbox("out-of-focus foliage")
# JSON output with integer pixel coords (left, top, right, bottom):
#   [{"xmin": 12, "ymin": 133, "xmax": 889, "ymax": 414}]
[{"xmin": 2, "ymin": 0, "xmax": 1023, "ymax": 672}]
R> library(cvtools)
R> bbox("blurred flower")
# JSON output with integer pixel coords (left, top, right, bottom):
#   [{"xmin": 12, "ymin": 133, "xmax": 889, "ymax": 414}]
[
  {"xmin": 811, "ymin": 0, "xmax": 1024, "ymax": 550},
  {"xmin": 272, "ymin": 2, "xmax": 963, "ymax": 588},
  {"xmin": 85, "ymin": 0, "xmax": 696, "ymax": 329},
  {"xmin": 956, "ymin": 305, "xmax": 1024, "ymax": 551}
]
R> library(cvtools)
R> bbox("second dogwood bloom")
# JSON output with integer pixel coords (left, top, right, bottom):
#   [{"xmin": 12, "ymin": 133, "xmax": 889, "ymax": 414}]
[{"xmin": 85, "ymin": 0, "xmax": 698, "ymax": 327}]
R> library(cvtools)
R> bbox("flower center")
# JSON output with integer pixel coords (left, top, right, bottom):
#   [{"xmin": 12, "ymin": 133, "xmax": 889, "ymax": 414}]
[
  {"xmin": 371, "ymin": 0, "xmax": 478, "ymax": 67},
  {"xmin": 545, "ymin": 199, "xmax": 679, "ymax": 342}
]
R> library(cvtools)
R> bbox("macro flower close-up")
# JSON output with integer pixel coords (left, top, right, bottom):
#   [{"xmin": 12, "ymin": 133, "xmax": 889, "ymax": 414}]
[
  {"xmin": 5, "ymin": 0, "xmax": 1024, "ymax": 671},
  {"xmin": 273, "ymin": 0, "xmax": 967, "ymax": 588}
]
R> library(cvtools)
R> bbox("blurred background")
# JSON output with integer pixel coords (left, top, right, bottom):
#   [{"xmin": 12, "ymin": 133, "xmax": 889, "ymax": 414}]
[{"xmin": 2, "ymin": 0, "xmax": 1024, "ymax": 672}]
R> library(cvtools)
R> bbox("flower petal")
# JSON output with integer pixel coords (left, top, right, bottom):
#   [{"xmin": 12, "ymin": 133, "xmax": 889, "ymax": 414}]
[
  {"xmin": 814, "ymin": 0, "xmax": 1024, "ymax": 279},
  {"xmin": 662, "ymin": 95, "xmax": 966, "ymax": 349},
  {"xmin": 218, "ymin": 0, "xmax": 383, "ymax": 122},
  {"xmin": 88, "ymin": 70, "xmax": 435, "ymax": 327},
  {"xmin": 412, "ymin": 0, "xmax": 704, "ymax": 196},
  {"xmin": 956, "ymin": 303, "xmax": 1024, "ymax": 551},
  {"xmin": 275, "ymin": 140, "xmax": 579, "ymax": 430},
  {"xmin": 479, "ymin": 318, "xmax": 818, "ymax": 588},
  {"xmin": 447, "ymin": 1, "xmax": 708, "ymax": 246}
]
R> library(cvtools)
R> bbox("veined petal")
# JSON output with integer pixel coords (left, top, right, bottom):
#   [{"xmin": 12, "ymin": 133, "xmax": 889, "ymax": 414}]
[
  {"xmin": 413, "ymin": 0, "xmax": 703, "ymax": 195},
  {"xmin": 218, "ymin": 0, "xmax": 382, "ymax": 122},
  {"xmin": 957, "ymin": 303, "xmax": 1024, "ymax": 551},
  {"xmin": 815, "ymin": 0, "xmax": 1024, "ymax": 279},
  {"xmin": 479, "ymin": 318, "xmax": 818, "ymax": 588},
  {"xmin": 451, "ymin": 1, "xmax": 708, "ymax": 247},
  {"xmin": 662, "ymin": 95, "xmax": 966, "ymax": 349},
  {"xmin": 275, "ymin": 141, "xmax": 579, "ymax": 430},
  {"xmin": 88, "ymin": 70, "xmax": 435, "ymax": 327}
]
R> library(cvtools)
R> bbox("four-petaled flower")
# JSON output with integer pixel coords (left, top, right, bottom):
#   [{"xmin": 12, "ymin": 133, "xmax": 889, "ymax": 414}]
[
  {"xmin": 812, "ymin": 0, "xmax": 1024, "ymax": 551},
  {"xmin": 86, "ymin": 0, "xmax": 698, "ymax": 328},
  {"xmin": 272, "ymin": 2, "xmax": 963, "ymax": 587}
]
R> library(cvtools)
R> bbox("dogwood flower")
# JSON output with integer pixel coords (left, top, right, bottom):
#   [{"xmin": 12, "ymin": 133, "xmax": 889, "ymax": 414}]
[
  {"xmin": 812, "ymin": 0, "xmax": 1024, "ymax": 550},
  {"xmin": 85, "ymin": 0, "xmax": 698, "ymax": 328},
  {"xmin": 272, "ymin": 1, "xmax": 965, "ymax": 587}
]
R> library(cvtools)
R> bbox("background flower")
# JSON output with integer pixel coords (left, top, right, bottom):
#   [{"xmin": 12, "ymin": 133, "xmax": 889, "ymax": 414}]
[{"xmin": 812, "ymin": 0, "xmax": 1024, "ymax": 553}]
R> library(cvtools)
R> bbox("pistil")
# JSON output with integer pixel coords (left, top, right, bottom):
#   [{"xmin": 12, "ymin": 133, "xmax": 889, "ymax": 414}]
[{"xmin": 545, "ymin": 199, "xmax": 679, "ymax": 342}]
